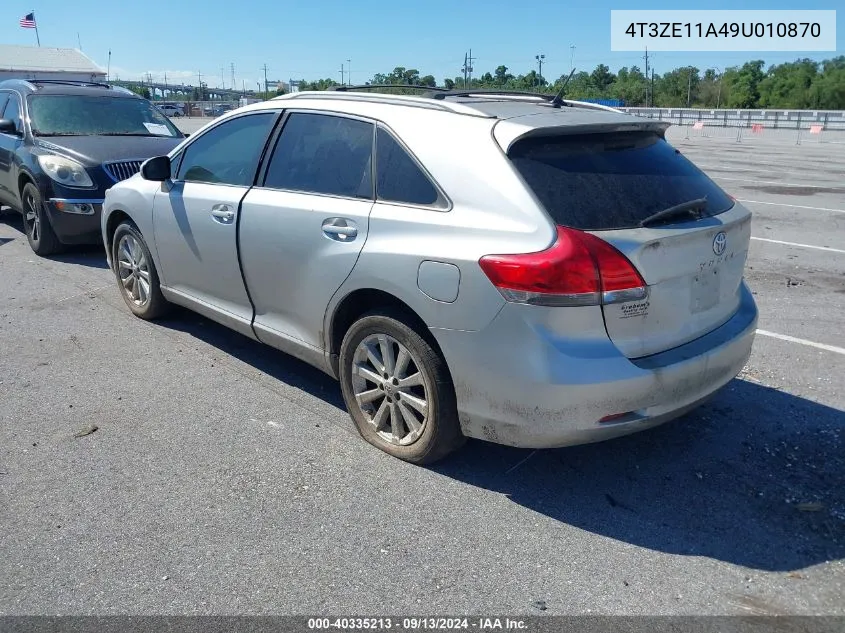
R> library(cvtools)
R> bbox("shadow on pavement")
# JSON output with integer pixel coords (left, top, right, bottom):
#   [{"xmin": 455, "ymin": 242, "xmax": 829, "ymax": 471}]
[
  {"xmin": 155, "ymin": 309, "xmax": 844, "ymax": 572},
  {"xmin": 0, "ymin": 211, "xmax": 108, "ymax": 268}
]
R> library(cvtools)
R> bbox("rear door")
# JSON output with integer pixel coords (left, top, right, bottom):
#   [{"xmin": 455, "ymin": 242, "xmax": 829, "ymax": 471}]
[
  {"xmin": 508, "ymin": 129, "xmax": 749, "ymax": 358},
  {"xmin": 152, "ymin": 111, "xmax": 278, "ymax": 335},
  {"xmin": 238, "ymin": 111, "xmax": 375, "ymax": 352}
]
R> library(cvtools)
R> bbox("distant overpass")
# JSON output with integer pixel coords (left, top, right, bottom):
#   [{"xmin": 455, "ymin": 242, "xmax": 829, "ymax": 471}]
[{"xmin": 109, "ymin": 80, "xmax": 253, "ymax": 101}]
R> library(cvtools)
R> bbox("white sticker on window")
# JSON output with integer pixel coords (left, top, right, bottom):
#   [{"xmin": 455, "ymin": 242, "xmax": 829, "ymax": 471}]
[{"xmin": 143, "ymin": 122, "xmax": 172, "ymax": 136}]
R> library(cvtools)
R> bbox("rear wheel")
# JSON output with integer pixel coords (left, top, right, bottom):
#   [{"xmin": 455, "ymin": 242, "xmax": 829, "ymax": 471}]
[
  {"xmin": 111, "ymin": 222, "xmax": 170, "ymax": 320},
  {"xmin": 21, "ymin": 182, "xmax": 63, "ymax": 256},
  {"xmin": 339, "ymin": 310, "xmax": 465, "ymax": 465}
]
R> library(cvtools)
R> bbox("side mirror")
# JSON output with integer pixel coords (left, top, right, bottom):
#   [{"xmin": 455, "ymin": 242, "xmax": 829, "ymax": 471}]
[
  {"xmin": 0, "ymin": 118, "xmax": 20, "ymax": 135},
  {"xmin": 140, "ymin": 155, "xmax": 171, "ymax": 181}
]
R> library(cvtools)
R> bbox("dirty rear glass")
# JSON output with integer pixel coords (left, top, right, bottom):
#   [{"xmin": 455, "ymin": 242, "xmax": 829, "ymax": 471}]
[{"xmin": 508, "ymin": 131, "xmax": 734, "ymax": 230}]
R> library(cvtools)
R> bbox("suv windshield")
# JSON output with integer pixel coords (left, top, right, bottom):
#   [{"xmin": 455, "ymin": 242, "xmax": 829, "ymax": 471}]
[
  {"xmin": 508, "ymin": 131, "xmax": 734, "ymax": 231},
  {"xmin": 28, "ymin": 95, "xmax": 183, "ymax": 137}
]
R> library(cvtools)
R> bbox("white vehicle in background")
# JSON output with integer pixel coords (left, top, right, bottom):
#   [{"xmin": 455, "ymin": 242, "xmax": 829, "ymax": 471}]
[{"xmin": 156, "ymin": 103, "xmax": 184, "ymax": 117}]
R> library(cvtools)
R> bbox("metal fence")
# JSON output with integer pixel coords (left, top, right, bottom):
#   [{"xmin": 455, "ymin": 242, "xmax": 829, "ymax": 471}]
[{"xmin": 621, "ymin": 107, "xmax": 845, "ymax": 132}]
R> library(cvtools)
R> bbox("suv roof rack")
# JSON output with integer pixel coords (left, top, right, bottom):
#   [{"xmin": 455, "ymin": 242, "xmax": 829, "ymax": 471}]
[
  {"xmin": 426, "ymin": 69, "xmax": 580, "ymax": 108},
  {"xmin": 329, "ymin": 84, "xmax": 450, "ymax": 93},
  {"xmin": 27, "ymin": 79, "xmax": 113, "ymax": 89}
]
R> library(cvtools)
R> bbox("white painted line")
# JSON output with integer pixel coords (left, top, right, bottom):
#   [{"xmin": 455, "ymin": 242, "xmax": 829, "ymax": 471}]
[
  {"xmin": 505, "ymin": 450, "xmax": 537, "ymax": 474},
  {"xmin": 738, "ymin": 199, "xmax": 845, "ymax": 214},
  {"xmin": 757, "ymin": 330, "xmax": 845, "ymax": 356},
  {"xmin": 714, "ymin": 175, "xmax": 843, "ymax": 190},
  {"xmin": 751, "ymin": 237, "xmax": 845, "ymax": 254}
]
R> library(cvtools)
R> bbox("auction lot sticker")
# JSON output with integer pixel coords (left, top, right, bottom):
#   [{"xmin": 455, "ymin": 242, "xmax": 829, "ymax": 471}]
[{"xmin": 610, "ymin": 10, "xmax": 837, "ymax": 51}]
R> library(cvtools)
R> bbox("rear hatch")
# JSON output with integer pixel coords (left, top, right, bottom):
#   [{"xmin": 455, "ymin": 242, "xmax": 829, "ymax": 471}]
[{"xmin": 507, "ymin": 128, "xmax": 750, "ymax": 359}]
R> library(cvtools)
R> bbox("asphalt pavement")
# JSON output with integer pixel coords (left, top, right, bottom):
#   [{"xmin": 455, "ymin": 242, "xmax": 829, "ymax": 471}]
[{"xmin": 0, "ymin": 125, "xmax": 843, "ymax": 616}]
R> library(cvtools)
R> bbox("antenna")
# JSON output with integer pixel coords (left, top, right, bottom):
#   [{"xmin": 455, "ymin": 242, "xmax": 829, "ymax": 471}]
[{"xmin": 550, "ymin": 67, "xmax": 576, "ymax": 107}]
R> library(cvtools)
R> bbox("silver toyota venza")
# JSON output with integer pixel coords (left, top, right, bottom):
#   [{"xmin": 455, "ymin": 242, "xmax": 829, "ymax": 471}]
[{"xmin": 102, "ymin": 89, "xmax": 758, "ymax": 464}]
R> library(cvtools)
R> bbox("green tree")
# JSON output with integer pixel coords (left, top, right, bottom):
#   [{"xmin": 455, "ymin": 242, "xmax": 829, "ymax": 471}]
[
  {"xmin": 590, "ymin": 64, "xmax": 615, "ymax": 95},
  {"xmin": 655, "ymin": 66, "xmax": 699, "ymax": 107},
  {"xmin": 722, "ymin": 60, "xmax": 765, "ymax": 108},
  {"xmin": 758, "ymin": 59, "xmax": 818, "ymax": 109},
  {"xmin": 444, "ymin": 78, "xmax": 455, "ymax": 90}
]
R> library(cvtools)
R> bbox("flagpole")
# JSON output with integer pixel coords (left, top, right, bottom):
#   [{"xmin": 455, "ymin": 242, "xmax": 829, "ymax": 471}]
[{"xmin": 33, "ymin": 11, "xmax": 41, "ymax": 46}]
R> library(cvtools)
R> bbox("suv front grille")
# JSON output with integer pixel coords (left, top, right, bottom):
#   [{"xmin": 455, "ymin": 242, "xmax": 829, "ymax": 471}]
[{"xmin": 103, "ymin": 160, "xmax": 143, "ymax": 182}]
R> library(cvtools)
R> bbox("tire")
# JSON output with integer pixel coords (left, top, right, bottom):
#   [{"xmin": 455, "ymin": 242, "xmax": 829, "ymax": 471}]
[
  {"xmin": 21, "ymin": 182, "xmax": 63, "ymax": 256},
  {"xmin": 339, "ymin": 309, "xmax": 465, "ymax": 465},
  {"xmin": 111, "ymin": 221, "xmax": 170, "ymax": 320}
]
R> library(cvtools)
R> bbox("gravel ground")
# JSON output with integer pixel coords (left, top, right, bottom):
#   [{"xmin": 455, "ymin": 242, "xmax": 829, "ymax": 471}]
[{"xmin": 0, "ymin": 125, "xmax": 843, "ymax": 616}]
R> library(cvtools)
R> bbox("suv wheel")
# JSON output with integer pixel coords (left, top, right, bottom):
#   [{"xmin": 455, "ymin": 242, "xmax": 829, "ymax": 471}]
[
  {"xmin": 112, "ymin": 221, "xmax": 170, "ymax": 320},
  {"xmin": 338, "ymin": 309, "xmax": 465, "ymax": 465},
  {"xmin": 21, "ymin": 182, "xmax": 63, "ymax": 256}
]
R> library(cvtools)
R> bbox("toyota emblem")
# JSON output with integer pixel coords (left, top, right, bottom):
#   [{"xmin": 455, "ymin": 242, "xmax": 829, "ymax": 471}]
[{"xmin": 713, "ymin": 231, "xmax": 727, "ymax": 256}]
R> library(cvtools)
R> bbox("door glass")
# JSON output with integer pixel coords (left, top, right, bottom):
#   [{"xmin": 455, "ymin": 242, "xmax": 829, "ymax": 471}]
[
  {"xmin": 3, "ymin": 96, "xmax": 22, "ymax": 133},
  {"xmin": 264, "ymin": 113, "xmax": 373, "ymax": 199},
  {"xmin": 0, "ymin": 93, "xmax": 9, "ymax": 117},
  {"xmin": 176, "ymin": 113, "xmax": 276, "ymax": 186},
  {"xmin": 376, "ymin": 127, "xmax": 440, "ymax": 206}
]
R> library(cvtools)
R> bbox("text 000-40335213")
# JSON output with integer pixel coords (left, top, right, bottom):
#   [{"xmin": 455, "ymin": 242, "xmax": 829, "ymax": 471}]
[{"xmin": 610, "ymin": 10, "xmax": 837, "ymax": 52}]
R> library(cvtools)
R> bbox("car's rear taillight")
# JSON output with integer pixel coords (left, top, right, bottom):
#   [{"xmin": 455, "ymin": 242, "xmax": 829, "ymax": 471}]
[{"xmin": 478, "ymin": 226, "xmax": 647, "ymax": 307}]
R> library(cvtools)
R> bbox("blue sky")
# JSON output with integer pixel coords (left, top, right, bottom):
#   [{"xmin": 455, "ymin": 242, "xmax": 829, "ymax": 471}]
[{"xmin": 3, "ymin": 0, "xmax": 841, "ymax": 89}]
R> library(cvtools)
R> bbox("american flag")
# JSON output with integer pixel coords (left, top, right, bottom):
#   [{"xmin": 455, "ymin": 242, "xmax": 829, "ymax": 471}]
[{"xmin": 20, "ymin": 13, "xmax": 37, "ymax": 28}]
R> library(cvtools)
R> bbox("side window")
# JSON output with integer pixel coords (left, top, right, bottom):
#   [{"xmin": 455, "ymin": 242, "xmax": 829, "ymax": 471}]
[
  {"xmin": 3, "ymin": 95, "xmax": 22, "ymax": 133},
  {"xmin": 376, "ymin": 127, "xmax": 440, "ymax": 206},
  {"xmin": 0, "ymin": 93, "xmax": 9, "ymax": 118},
  {"xmin": 176, "ymin": 113, "xmax": 275, "ymax": 186},
  {"xmin": 264, "ymin": 113, "xmax": 373, "ymax": 199}
]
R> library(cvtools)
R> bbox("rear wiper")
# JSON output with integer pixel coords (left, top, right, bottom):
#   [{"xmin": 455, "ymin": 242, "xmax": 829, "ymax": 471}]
[{"xmin": 639, "ymin": 198, "xmax": 708, "ymax": 227}]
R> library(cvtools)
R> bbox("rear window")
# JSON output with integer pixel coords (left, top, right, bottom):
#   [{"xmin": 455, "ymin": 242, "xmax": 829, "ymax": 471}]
[{"xmin": 508, "ymin": 131, "xmax": 734, "ymax": 230}]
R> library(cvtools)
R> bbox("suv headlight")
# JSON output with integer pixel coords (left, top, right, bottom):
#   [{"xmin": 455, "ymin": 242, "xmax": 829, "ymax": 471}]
[{"xmin": 37, "ymin": 155, "xmax": 94, "ymax": 188}]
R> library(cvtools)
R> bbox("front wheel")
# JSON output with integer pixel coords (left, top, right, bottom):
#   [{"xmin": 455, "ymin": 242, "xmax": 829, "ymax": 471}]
[
  {"xmin": 338, "ymin": 310, "xmax": 465, "ymax": 465},
  {"xmin": 21, "ymin": 182, "xmax": 63, "ymax": 256},
  {"xmin": 111, "ymin": 222, "xmax": 170, "ymax": 320}
]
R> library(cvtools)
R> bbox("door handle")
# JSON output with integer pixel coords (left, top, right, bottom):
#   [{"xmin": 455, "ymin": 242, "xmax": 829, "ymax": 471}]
[
  {"xmin": 322, "ymin": 218, "xmax": 358, "ymax": 241},
  {"xmin": 211, "ymin": 204, "xmax": 235, "ymax": 224}
]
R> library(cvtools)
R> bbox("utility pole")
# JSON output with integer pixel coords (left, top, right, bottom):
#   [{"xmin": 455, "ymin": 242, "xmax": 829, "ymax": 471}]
[
  {"xmin": 340, "ymin": 63, "xmax": 345, "ymax": 86},
  {"xmin": 535, "ymin": 53, "xmax": 545, "ymax": 89},
  {"xmin": 643, "ymin": 47, "xmax": 650, "ymax": 106},
  {"xmin": 570, "ymin": 44, "xmax": 576, "ymax": 73},
  {"xmin": 462, "ymin": 52, "xmax": 468, "ymax": 89},
  {"xmin": 468, "ymin": 49, "xmax": 475, "ymax": 86},
  {"xmin": 347, "ymin": 59, "xmax": 351, "ymax": 85},
  {"xmin": 221, "ymin": 67, "xmax": 225, "ymax": 90},
  {"xmin": 262, "ymin": 64, "xmax": 269, "ymax": 93},
  {"xmin": 198, "ymin": 71, "xmax": 203, "ymax": 100}
]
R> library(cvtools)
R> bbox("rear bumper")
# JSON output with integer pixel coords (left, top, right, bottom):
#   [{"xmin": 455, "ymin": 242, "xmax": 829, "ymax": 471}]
[{"xmin": 431, "ymin": 281, "xmax": 758, "ymax": 448}]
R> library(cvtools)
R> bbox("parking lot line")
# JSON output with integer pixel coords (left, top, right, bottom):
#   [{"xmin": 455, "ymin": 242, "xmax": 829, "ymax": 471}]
[
  {"xmin": 738, "ymin": 199, "xmax": 845, "ymax": 214},
  {"xmin": 751, "ymin": 237, "xmax": 845, "ymax": 254},
  {"xmin": 756, "ymin": 330, "xmax": 845, "ymax": 356},
  {"xmin": 714, "ymin": 175, "xmax": 844, "ymax": 190}
]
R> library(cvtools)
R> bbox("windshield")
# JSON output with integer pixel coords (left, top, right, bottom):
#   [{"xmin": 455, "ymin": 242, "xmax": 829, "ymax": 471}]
[{"xmin": 28, "ymin": 95, "xmax": 183, "ymax": 138}]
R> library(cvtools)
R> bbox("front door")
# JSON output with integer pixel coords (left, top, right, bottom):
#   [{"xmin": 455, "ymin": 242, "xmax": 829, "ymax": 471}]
[{"xmin": 152, "ymin": 111, "xmax": 278, "ymax": 336}]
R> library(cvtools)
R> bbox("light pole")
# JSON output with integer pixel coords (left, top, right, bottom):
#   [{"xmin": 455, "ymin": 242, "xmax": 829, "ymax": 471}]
[
  {"xmin": 535, "ymin": 54, "xmax": 545, "ymax": 89},
  {"xmin": 347, "ymin": 59, "xmax": 351, "ymax": 86}
]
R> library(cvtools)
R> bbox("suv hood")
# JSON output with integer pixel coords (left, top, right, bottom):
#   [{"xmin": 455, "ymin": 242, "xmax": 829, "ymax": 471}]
[{"xmin": 34, "ymin": 135, "xmax": 183, "ymax": 166}]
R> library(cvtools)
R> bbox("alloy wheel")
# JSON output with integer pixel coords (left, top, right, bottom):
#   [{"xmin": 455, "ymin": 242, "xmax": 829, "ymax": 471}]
[{"xmin": 350, "ymin": 333, "xmax": 430, "ymax": 446}]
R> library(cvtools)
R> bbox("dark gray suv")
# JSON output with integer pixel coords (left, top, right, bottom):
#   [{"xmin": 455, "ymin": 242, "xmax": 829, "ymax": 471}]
[{"xmin": 0, "ymin": 79, "xmax": 185, "ymax": 256}]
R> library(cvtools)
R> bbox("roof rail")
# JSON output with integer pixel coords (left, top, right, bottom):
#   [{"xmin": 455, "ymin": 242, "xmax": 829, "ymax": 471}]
[
  {"xmin": 329, "ymin": 84, "xmax": 450, "ymax": 93},
  {"xmin": 427, "ymin": 89, "xmax": 554, "ymax": 101},
  {"xmin": 275, "ymin": 90, "xmax": 494, "ymax": 118},
  {"xmin": 28, "ymin": 79, "xmax": 113, "ymax": 89}
]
